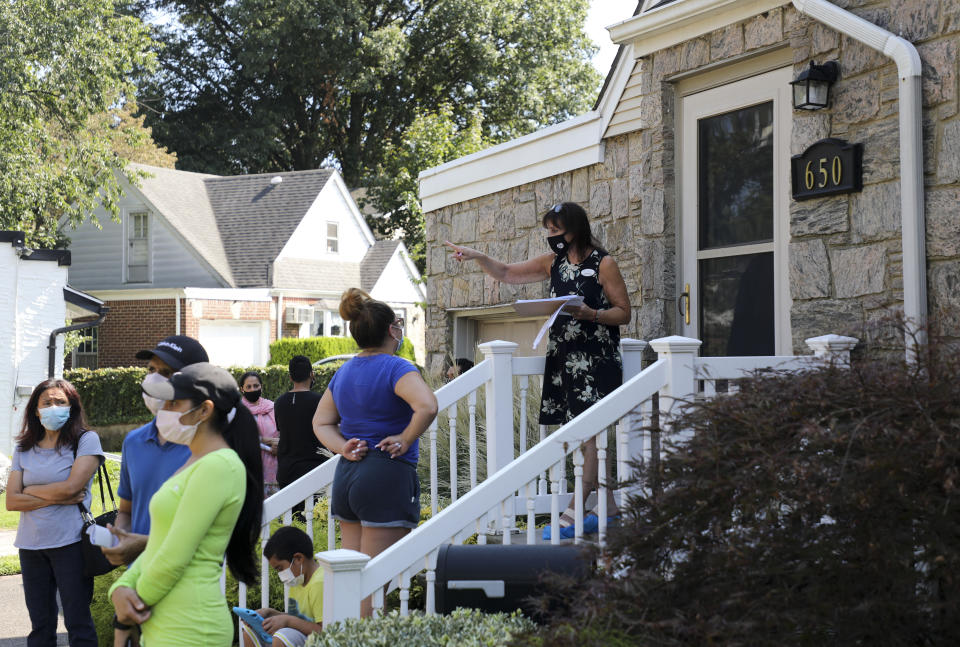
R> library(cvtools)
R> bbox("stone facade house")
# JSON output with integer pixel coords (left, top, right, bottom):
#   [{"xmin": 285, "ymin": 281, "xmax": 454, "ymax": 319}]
[{"xmin": 419, "ymin": 0, "xmax": 960, "ymax": 373}]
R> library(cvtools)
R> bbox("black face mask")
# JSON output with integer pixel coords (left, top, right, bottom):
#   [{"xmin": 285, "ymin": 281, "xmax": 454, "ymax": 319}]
[
  {"xmin": 242, "ymin": 389, "xmax": 261, "ymax": 403},
  {"xmin": 547, "ymin": 233, "xmax": 568, "ymax": 255}
]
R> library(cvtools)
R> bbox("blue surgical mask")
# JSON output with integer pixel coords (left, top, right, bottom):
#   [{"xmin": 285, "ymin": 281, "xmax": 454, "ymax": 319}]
[{"xmin": 38, "ymin": 405, "xmax": 71, "ymax": 431}]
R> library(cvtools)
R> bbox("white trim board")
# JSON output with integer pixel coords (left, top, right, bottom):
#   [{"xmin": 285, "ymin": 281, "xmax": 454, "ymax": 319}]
[{"xmin": 609, "ymin": 0, "xmax": 789, "ymax": 56}]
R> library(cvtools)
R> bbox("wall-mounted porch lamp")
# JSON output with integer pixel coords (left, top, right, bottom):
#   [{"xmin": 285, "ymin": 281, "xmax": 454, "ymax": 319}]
[{"xmin": 790, "ymin": 61, "xmax": 840, "ymax": 110}]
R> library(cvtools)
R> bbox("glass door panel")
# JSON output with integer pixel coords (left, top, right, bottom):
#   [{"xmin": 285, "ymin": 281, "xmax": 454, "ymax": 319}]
[
  {"xmin": 698, "ymin": 102, "xmax": 774, "ymax": 250},
  {"xmin": 699, "ymin": 252, "xmax": 774, "ymax": 357}
]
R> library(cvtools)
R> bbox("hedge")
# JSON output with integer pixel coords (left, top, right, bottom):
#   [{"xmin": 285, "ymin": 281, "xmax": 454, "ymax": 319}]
[
  {"xmin": 66, "ymin": 363, "xmax": 342, "ymax": 429},
  {"xmin": 269, "ymin": 336, "xmax": 416, "ymax": 366},
  {"xmin": 307, "ymin": 609, "xmax": 535, "ymax": 647}
]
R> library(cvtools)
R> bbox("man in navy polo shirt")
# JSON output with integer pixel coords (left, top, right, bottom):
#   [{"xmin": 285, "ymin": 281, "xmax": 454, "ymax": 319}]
[{"xmin": 103, "ymin": 335, "xmax": 209, "ymax": 565}]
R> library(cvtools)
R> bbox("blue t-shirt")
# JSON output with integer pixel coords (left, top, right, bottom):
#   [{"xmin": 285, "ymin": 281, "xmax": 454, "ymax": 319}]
[
  {"xmin": 329, "ymin": 354, "xmax": 419, "ymax": 463},
  {"xmin": 117, "ymin": 420, "xmax": 191, "ymax": 535},
  {"xmin": 12, "ymin": 431, "xmax": 104, "ymax": 550}
]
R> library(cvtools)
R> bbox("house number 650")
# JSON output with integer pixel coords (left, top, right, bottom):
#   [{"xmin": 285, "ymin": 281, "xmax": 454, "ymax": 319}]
[{"xmin": 804, "ymin": 156, "xmax": 843, "ymax": 190}]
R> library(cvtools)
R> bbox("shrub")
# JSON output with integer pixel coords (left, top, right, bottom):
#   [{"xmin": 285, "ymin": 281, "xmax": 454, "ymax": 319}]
[
  {"xmin": 306, "ymin": 609, "xmax": 535, "ymax": 647},
  {"xmin": 65, "ymin": 364, "xmax": 342, "ymax": 431},
  {"xmin": 269, "ymin": 336, "xmax": 416, "ymax": 366},
  {"xmin": 66, "ymin": 367, "xmax": 151, "ymax": 427},
  {"xmin": 519, "ymin": 329, "xmax": 960, "ymax": 646}
]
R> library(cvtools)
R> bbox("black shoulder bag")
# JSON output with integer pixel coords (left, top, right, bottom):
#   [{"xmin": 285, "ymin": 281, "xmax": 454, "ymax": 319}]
[{"xmin": 74, "ymin": 438, "xmax": 119, "ymax": 577}]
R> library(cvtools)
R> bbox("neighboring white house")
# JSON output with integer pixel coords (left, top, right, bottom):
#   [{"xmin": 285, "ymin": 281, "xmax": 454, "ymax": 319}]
[
  {"xmin": 65, "ymin": 164, "xmax": 426, "ymax": 368},
  {"xmin": 0, "ymin": 232, "xmax": 106, "ymax": 455}
]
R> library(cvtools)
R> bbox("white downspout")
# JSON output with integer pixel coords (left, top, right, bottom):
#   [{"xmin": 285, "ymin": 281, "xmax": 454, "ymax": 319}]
[
  {"xmin": 175, "ymin": 291, "xmax": 181, "ymax": 335},
  {"xmin": 792, "ymin": 0, "xmax": 926, "ymax": 362}
]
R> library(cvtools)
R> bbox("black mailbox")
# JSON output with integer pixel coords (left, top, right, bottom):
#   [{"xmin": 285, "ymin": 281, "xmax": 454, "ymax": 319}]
[{"xmin": 435, "ymin": 544, "xmax": 591, "ymax": 616}]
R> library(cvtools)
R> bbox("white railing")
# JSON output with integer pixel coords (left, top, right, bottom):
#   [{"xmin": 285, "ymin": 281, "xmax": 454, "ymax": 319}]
[
  {"xmin": 227, "ymin": 337, "xmax": 649, "ymax": 618},
  {"xmin": 316, "ymin": 333, "xmax": 859, "ymax": 623}
]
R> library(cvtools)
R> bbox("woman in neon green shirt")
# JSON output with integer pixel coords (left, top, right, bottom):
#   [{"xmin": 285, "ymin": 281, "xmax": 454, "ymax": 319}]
[{"xmin": 110, "ymin": 363, "xmax": 263, "ymax": 646}]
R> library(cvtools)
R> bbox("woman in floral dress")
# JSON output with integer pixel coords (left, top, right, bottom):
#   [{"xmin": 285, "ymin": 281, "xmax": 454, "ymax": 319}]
[{"xmin": 445, "ymin": 202, "xmax": 631, "ymax": 537}]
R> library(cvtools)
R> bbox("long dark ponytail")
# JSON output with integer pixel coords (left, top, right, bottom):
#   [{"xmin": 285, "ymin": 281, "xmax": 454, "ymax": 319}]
[{"xmin": 204, "ymin": 401, "xmax": 263, "ymax": 584}]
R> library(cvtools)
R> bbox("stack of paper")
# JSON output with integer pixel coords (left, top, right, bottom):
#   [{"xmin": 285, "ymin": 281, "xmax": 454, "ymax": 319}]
[{"xmin": 514, "ymin": 295, "xmax": 585, "ymax": 349}]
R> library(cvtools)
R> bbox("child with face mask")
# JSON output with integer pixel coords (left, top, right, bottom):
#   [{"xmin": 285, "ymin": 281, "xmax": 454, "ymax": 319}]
[{"xmin": 239, "ymin": 526, "xmax": 323, "ymax": 646}]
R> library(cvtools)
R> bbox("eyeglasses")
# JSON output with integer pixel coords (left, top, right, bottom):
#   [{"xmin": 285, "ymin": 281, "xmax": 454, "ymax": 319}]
[{"xmin": 392, "ymin": 317, "xmax": 405, "ymax": 330}]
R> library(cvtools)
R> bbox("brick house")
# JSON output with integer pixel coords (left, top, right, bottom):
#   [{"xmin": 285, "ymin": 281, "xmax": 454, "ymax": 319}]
[
  {"xmin": 66, "ymin": 165, "xmax": 425, "ymax": 368},
  {"xmin": 418, "ymin": 0, "xmax": 960, "ymax": 372}
]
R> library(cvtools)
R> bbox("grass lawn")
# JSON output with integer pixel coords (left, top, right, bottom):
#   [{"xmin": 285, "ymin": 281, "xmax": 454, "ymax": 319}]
[{"xmin": 0, "ymin": 493, "xmax": 18, "ymax": 531}]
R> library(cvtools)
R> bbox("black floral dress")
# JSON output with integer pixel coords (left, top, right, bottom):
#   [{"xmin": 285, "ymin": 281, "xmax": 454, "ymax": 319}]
[{"xmin": 539, "ymin": 249, "xmax": 623, "ymax": 425}]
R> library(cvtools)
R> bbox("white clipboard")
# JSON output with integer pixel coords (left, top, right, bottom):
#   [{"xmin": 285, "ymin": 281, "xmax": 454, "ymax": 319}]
[{"xmin": 513, "ymin": 295, "xmax": 584, "ymax": 349}]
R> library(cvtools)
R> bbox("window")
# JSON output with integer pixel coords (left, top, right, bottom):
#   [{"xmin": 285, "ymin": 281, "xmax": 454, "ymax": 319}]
[
  {"xmin": 313, "ymin": 309, "xmax": 325, "ymax": 336},
  {"xmin": 329, "ymin": 311, "xmax": 344, "ymax": 336},
  {"xmin": 72, "ymin": 327, "xmax": 98, "ymax": 369},
  {"xmin": 326, "ymin": 222, "xmax": 339, "ymax": 253},
  {"xmin": 126, "ymin": 211, "xmax": 150, "ymax": 283}
]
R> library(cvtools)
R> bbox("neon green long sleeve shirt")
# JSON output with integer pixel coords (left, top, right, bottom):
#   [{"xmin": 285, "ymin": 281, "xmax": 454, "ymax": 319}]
[{"xmin": 111, "ymin": 449, "xmax": 245, "ymax": 647}]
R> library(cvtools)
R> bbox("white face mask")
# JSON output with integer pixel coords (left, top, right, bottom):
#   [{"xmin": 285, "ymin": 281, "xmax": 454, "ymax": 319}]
[
  {"xmin": 141, "ymin": 372, "xmax": 167, "ymax": 417},
  {"xmin": 155, "ymin": 406, "xmax": 202, "ymax": 445},
  {"xmin": 278, "ymin": 557, "xmax": 304, "ymax": 587}
]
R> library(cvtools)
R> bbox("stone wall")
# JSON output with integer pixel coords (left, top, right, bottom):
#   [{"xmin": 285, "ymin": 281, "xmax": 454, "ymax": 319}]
[
  {"xmin": 423, "ymin": 1, "xmax": 960, "ymax": 370},
  {"xmin": 786, "ymin": 0, "xmax": 960, "ymax": 346}
]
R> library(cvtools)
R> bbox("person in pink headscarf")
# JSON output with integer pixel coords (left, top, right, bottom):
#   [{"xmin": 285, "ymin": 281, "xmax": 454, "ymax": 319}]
[{"xmin": 238, "ymin": 372, "xmax": 279, "ymax": 497}]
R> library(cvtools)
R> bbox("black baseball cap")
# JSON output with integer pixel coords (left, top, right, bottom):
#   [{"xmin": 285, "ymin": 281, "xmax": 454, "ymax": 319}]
[
  {"xmin": 136, "ymin": 335, "xmax": 209, "ymax": 371},
  {"xmin": 142, "ymin": 362, "xmax": 241, "ymax": 412}
]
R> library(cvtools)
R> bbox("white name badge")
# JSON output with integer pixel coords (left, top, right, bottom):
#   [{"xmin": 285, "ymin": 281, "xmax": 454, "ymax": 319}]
[{"xmin": 580, "ymin": 268, "xmax": 596, "ymax": 277}]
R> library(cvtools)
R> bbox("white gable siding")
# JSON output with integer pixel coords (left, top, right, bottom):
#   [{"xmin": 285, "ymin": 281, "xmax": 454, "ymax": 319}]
[
  {"xmin": 604, "ymin": 59, "xmax": 645, "ymax": 138},
  {"xmin": 369, "ymin": 250, "xmax": 423, "ymax": 304},
  {"xmin": 276, "ymin": 175, "xmax": 373, "ymax": 264},
  {"xmin": 67, "ymin": 195, "xmax": 223, "ymax": 290}
]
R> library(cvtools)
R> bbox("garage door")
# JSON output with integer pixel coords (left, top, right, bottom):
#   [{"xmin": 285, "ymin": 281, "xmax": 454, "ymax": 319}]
[{"xmin": 197, "ymin": 320, "xmax": 268, "ymax": 367}]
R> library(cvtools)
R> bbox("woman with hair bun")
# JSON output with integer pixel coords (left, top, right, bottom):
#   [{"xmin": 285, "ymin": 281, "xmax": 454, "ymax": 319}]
[{"xmin": 313, "ymin": 288, "xmax": 438, "ymax": 616}]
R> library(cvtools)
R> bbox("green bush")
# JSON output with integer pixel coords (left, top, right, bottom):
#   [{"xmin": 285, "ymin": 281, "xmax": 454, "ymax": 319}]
[
  {"xmin": 307, "ymin": 609, "xmax": 535, "ymax": 647},
  {"xmin": 66, "ymin": 367, "xmax": 151, "ymax": 427},
  {"xmin": 269, "ymin": 336, "xmax": 416, "ymax": 366},
  {"xmin": 519, "ymin": 327, "xmax": 960, "ymax": 646},
  {"xmin": 65, "ymin": 364, "xmax": 343, "ymax": 432}
]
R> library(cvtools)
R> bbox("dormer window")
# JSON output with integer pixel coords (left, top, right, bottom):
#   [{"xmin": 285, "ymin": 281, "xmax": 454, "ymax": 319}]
[
  {"xmin": 126, "ymin": 211, "xmax": 151, "ymax": 283},
  {"xmin": 327, "ymin": 221, "xmax": 339, "ymax": 253}
]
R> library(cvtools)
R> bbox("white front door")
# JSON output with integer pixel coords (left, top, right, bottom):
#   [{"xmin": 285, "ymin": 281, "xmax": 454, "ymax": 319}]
[{"xmin": 679, "ymin": 67, "xmax": 793, "ymax": 356}]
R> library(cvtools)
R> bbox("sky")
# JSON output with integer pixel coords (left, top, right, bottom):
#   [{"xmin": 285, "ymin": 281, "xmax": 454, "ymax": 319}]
[{"xmin": 587, "ymin": 1, "xmax": 638, "ymax": 74}]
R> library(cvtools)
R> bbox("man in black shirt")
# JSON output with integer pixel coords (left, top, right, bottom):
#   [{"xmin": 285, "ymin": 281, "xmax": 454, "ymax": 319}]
[{"xmin": 275, "ymin": 355, "xmax": 327, "ymax": 517}]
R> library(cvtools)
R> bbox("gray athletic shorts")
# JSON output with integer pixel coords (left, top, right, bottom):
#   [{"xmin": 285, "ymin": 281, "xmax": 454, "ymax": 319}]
[{"xmin": 331, "ymin": 448, "xmax": 420, "ymax": 528}]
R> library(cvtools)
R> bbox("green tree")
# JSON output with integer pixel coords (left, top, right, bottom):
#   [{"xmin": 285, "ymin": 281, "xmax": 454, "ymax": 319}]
[
  {"xmin": 364, "ymin": 104, "xmax": 486, "ymax": 269},
  {"xmin": 90, "ymin": 102, "xmax": 179, "ymax": 169},
  {"xmin": 134, "ymin": 0, "xmax": 602, "ymax": 190},
  {"xmin": 0, "ymin": 0, "xmax": 155, "ymax": 248}
]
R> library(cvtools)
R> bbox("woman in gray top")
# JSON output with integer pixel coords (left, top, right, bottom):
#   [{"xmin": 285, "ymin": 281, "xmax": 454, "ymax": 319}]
[{"xmin": 5, "ymin": 378, "xmax": 104, "ymax": 646}]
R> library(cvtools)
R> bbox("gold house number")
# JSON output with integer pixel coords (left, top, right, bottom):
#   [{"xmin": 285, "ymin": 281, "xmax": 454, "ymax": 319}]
[
  {"xmin": 791, "ymin": 138, "xmax": 863, "ymax": 201},
  {"xmin": 804, "ymin": 156, "xmax": 843, "ymax": 190}
]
